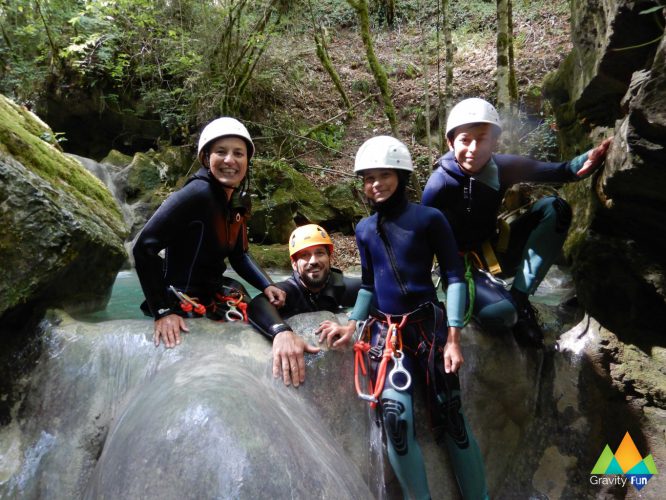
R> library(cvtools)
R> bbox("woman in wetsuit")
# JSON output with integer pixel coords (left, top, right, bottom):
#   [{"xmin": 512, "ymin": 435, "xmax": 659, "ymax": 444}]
[
  {"xmin": 133, "ymin": 117, "xmax": 285, "ymax": 348},
  {"xmin": 324, "ymin": 136, "xmax": 488, "ymax": 500}
]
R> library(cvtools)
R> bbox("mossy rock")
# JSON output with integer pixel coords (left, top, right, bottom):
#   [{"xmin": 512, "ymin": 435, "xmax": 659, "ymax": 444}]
[
  {"xmin": 152, "ymin": 143, "xmax": 195, "ymax": 185},
  {"xmin": 248, "ymin": 243, "xmax": 291, "ymax": 270},
  {"xmin": 124, "ymin": 152, "xmax": 165, "ymax": 201},
  {"xmin": 322, "ymin": 180, "xmax": 366, "ymax": 233},
  {"xmin": 0, "ymin": 95, "xmax": 124, "ymax": 237},
  {"xmin": 0, "ymin": 94, "xmax": 127, "ymax": 320},
  {"xmin": 249, "ymin": 159, "xmax": 336, "ymax": 244},
  {"xmin": 101, "ymin": 149, "xmax": 133, "ymax": 168}
]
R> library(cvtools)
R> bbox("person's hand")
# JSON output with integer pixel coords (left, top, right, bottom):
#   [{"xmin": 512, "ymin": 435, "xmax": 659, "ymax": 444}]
[
  {"xmin": 443, "ymin": 326, "xmax": 463, "ymax": 373},
  {"xmin": 154, "ymin": 314, "xmax": 189, "ymax": 348},
  {"xmin": 316, "ymin": 320, "xmax": 356, "ymax": 348},
  {"xmin": 272, "ymin": 330, "xmax": 321, "ymax": 387},
  {"xmin": 264, "ymin": 285, "xmax": 286, "ymax": 308},
  {"xmin": 577, "ymin": 137, "xmax": 612, "ymax": 177}
]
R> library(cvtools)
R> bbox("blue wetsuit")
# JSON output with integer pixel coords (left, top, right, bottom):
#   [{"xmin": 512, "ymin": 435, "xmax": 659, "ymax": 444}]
[
  {"xmin": 133, "ymin": 167, "xmax": 272, "ymax": 319},
  {"xmin": 352, "ymin": 196, "xmax": 488, "ymax": 500},
  {"xmin": 423, "ymin": 151, "xmax": 587, "ymax": 329}
]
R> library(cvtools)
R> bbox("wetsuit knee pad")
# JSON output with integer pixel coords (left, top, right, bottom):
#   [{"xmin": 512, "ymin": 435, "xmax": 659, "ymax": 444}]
[
  {"xmin": 381, "ymin": 389, "xmax": 413, "ymax": 456},
  {"xmin": 435, "ymin": 385, "xmax": 470, "ymax": 449}
]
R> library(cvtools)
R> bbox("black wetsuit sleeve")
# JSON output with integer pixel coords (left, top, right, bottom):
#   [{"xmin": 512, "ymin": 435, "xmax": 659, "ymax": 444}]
[
  {"xmin": 246, "ymin": 280, "xmax": 295, "ymax": 340},
  {"xmin": 228, "ymin": 232, "xmax": 273, "ymax": 292},
  {"xmin": 133, "ymin": 188, "xmax": 198, "ymax": 319},
  {"xmin": 246, "ymin": 295, "xmax": 292, "ymax": 340}
]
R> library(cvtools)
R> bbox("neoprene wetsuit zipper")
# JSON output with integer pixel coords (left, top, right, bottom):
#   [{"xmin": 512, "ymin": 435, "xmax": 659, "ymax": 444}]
[
  {"xmin": 377, "ymin": 218, "xmax": 408, "ymax": 296},
  {"xmin": 465, "ymin": 176, "xmax": 474, "ymax": 213}
]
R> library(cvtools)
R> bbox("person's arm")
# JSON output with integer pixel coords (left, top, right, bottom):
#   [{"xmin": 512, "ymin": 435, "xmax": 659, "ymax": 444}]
[
  {"xmin": 133, "ymin": 189, "xmax": 196, "ymax": 347},
  {"xmin": 246, "ymin": 284, "xmax": 320, "ymax": 388},
  {"xmin": 571, "ymin": 137, "xmax": 612, "ymax": 178},
  {"xmin": 422, "ymin": 164, "xmax": 447, "ymax": 210},
  {"xmin": 228, "ymin": 226, "xmax": 285, "ymax": 307},
  {"xmin": 317, "ymin": 229, "xmax": 374, "ymax": 348},
  {"xmin": 429, "ymin": 210, "xmax": 466, "ymax": 372}
]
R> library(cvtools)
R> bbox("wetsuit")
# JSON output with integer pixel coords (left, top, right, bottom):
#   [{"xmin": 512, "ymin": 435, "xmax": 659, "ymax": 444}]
[
  {"xmin": 133, "ymin": 167, "xmax": 272, "ymax": 319},
  {"xmin": 422, "ymin": 151, "xmax": 587, "ymax": 330},
  {"xmin": 247, "ymin": 268, "xmax": 361, "ymax": 339},
  {"xmin": 351, "ymin": 195, "xmax": 488, "ymax": 500}
]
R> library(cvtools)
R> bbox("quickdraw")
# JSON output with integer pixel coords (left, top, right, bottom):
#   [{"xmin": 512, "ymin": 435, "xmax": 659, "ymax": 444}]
[
  {"xmin": 354, "ymin": 313, "xmax": 410, "ymax": 406},
  {"xmin": 169, "ymin": 286, "xmax": 206, "ymax": 315}
]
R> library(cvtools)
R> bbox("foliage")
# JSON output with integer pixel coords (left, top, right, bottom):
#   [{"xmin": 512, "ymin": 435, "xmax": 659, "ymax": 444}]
[{"xmin": 0, "ymin": 0, "xmax": 292, "ymax": 142}]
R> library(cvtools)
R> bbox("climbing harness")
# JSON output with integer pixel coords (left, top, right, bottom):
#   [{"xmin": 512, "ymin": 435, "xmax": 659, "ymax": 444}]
[{"xmin": 354, "ymin": 312, "xmax": 411, "ymax": 405}]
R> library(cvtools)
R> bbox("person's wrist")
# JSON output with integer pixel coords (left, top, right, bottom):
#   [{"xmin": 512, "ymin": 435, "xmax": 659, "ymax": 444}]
[
  {"xmin": 270, "ymin": 323, "xmax": 292, "ymax": 339},
  {"xmin": 155, "ymin": 307, "xmax": 174, "ymax": 320}
]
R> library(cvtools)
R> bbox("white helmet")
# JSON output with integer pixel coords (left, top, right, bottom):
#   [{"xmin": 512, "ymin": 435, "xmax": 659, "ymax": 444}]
[
  {"xmin": 197, "ymin": 117, "xmax": 255, "ymax": 165},
  {"xmin": 353, "ymin": 136, "xmax": 413, "ymax": 174},
  {"xmin": 446, "ymin": 98, "xmax": 502, "ymax": 140}
]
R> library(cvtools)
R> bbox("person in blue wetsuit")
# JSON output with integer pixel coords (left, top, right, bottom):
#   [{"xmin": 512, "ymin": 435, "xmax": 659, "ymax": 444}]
[
  {"xmin": 323, "ymin": 136, "xmax": 488, "ymax": 500},
  {"xmin": 133, "ymin": 117, "xmax": 286, "ymax": 348},
  {"xmin": 422, "ymin": 98, "xmax": 612, "ymax": 347}
]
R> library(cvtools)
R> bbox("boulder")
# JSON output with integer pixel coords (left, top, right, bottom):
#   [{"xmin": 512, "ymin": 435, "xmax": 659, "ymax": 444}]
[
  {"xmin": 3, "ymin": 276, "xmax": 641, "ymax": 499},
  {"xmin": 543, "ymin": 2, "xmax": 666, "ymax": 335},
  {"xmin": 0, "ymin": 94, "xmax": 127, "ymax": 320},
  {"xmin": 249, "ymin": 159, "xmax": 337, "ymax": 244}
]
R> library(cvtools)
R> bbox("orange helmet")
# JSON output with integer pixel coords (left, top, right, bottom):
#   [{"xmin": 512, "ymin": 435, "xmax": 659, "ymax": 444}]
[{"xmin": 289, "ymin": 224, "xmax": 334, "ymax": 258}]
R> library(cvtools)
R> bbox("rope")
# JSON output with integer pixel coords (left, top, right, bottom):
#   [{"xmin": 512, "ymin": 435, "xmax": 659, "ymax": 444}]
[{"xmin": 463, "ymin": 253, "xmax": 476, "ymax": 327}]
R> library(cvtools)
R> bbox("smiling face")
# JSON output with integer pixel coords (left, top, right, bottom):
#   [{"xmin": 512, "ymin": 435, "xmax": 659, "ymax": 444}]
[
  {"xmin": 291, "ymin": 244, "xmax": 331, "ymax": 291},
  {"xmin": 206, "ymin": 136, "xmax": 248, "ymax": 191},
  {"xmin": 362, "ymin": 168, "xmax": 399, "ymax": 203},
  {"xmin": 447, "ymin": 122, "xmax": 499, "ymax": 175}
]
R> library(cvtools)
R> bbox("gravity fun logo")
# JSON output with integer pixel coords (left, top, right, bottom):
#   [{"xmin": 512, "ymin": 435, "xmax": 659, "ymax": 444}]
[{"xmin": 590, "ymin": 432, "xmax": 658, "ymax": 491}]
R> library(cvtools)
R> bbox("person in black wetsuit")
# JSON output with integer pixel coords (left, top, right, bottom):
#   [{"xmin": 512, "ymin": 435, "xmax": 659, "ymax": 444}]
[
  {"xmin": 247, "ymin": 223, "xmax": 361, "ymax": 387},
  {"xmin": 133, "ymin": 117, "xmax": 286, "ymax": 348},
  {"xmin": 422, "ymin": 98, "xmax": 612, "ymax": 347},
  {"xmin": 329, "ymin": 136, "xmax": 489, "ymax": 500}
]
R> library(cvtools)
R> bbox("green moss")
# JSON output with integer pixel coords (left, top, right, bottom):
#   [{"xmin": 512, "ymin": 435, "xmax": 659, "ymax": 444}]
[
  {"xmin": 0, "ymin": 95, "xmax": 125, "ymax": 238},
  {"xmin": 101, "ymin": 149, "xmax": 132, "ymax": 167},
  {"xmin": 249, "ymin": 243, "xmax": 291, "ymax": 270},
  {"xmin": 125, "ymin": 153, "xmax": 163, "ymax": 201}
]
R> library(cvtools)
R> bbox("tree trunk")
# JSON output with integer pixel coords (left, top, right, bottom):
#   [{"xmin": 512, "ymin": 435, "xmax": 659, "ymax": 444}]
[
  {"xmin": 347, "ymin": 0, "xmax": 399, "ymax": 138},
  {"xmin": 437, "ymin": 0, "xmax": 454, "ymax": 154},
  {"xmin": 418, "ymin": 0, "xmax": 432, "ymax": 151},
  {"xmin": 384, "ymin": 0, "xmax": 395, "ymax": 27},
  {"xmin": 308, "ymin": 1, "xmax": 352, "ymax": 112},
  {"xmin": 496, "ymin": 0, "xmax": 518, "ymax": 150}
]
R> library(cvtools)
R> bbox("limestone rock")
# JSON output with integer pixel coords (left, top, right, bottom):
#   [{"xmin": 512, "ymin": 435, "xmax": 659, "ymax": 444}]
[
  {"xmin": 544, "ymin": 3, "xmax": 666, "ymax": 339},
  {"xmin": 0, "ymin": 94, "xmax": 127, "ymax": 320}
]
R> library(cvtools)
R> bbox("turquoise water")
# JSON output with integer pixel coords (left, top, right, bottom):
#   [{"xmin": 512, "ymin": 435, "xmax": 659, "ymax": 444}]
[{"xmin": 76, "ymin": 270, "xmax": 291, "ymax": 322}]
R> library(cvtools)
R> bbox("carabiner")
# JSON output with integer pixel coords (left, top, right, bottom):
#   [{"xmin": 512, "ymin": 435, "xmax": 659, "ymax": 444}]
[
  {"xmin": 224, "ymin": 301, "xmax": 244, "ymax": 322},
  {"xmin": 479, "ymin": 268, "xmax": 509, "ymax": 288},
  {"xmin": 353, "ymin": 319, "xmax": 367, "ymax": 343},
  {"xmin": 388, "ymin": 351, "xmax": 411, "ymax": 391}
]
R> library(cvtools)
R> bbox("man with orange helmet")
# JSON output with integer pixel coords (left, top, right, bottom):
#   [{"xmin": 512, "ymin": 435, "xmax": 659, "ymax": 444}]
[{"xmin": 247, "ymin": 224, "xmax": 361, "ymax": 387}]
